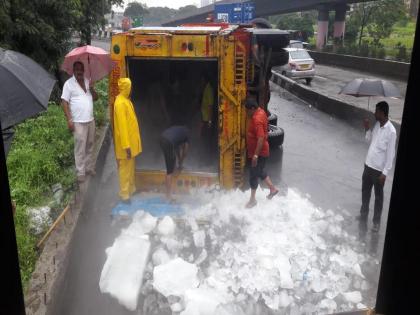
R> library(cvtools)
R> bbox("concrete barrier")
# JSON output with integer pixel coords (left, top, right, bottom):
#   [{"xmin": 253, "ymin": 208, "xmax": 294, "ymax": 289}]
[
  {"xmin": 308, "ymin": 50, "xmax": 410, "ymax": 81},
  {"xmin": 271, "ymin": 71, "xmax": 401, "ymax": 136}
]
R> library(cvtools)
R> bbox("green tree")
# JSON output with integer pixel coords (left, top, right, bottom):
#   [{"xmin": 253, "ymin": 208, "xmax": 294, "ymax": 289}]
[
  {"xmin": 367, "ymin": 0, "xmax": 406, "ymax": 46},
  {"xmin": 347, "ymin": 2, "xmax": 376, "ymax": 47},
  {"xmin": 175, "ymin": 5, "xmax": 198, "ymax": 17},
  {"xmin": 77, "ymin": 0, "xmax": 123, "ymax": 45},
  {"xmin": 143, "ymin": 6, "xmax": 176, "ymax": 26},
  {"xmin": 0, "ymin": 0, "xmax": 81, "ymax": 87},
  {"xmin": 274, "ymin": 11, "xmax": 317, "ymax": 39},
  {"xmin": 124, "ymin": 1, "xmax": 148, "ymax": 19},
  {"xmin": 347, "ymin": 0, "xmax": 406, "ymax": 47}
]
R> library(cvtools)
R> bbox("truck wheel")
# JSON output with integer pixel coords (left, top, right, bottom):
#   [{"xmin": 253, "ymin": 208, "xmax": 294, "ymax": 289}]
[
  {"xmin": 267, "ymin": 112, "xmax": 278, "ymax": 126},
  {"xmin": 268, "ymin": 125, "xmax": 284, "ymax": 148},
  {"xmin": 306, "ymin": 78, "xmax": 313, "ymax": 85}
]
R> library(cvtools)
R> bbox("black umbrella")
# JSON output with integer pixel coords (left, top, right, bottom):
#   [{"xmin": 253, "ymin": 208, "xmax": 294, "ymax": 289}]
[
  {"xmin": 0, "ymin": 48, "xmax": 56, "ymax": 130},
  {"xmin": 339, "ymin": 78, "xmax": 401, "ymax": 110}
]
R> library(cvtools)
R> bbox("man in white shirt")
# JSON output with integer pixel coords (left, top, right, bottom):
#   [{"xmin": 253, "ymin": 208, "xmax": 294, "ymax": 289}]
[
  {"xmin": 358, "ymin": 101, "xmax": 397, "ymax": 233},
  {"xmin": 61, "ymin": 61, "xmax": 98, "ymax": 183}
]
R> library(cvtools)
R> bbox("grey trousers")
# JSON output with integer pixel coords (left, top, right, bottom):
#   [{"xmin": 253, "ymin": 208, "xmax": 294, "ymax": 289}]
[
  {"xmin": 73, "ymin": 121, "xmax": 95, "ymax": 178},
  {"xmin": 360, "ymin": 164, "xmax": 384, "ymax": 224}
]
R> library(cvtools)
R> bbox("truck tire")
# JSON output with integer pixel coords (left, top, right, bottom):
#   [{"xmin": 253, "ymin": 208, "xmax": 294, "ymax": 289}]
[
  {"xmin": 267, "ymin": 112, "xmax": 278, "ymax": 126},
  {"xmin": 268, "ymin": 125, "xmax": 284, "ymax": 148}
]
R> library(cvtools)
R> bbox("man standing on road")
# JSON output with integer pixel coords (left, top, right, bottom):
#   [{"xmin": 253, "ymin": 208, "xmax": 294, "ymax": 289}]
[
  {"xmin": 113, "ymin": 78, "xmax": 142, "ymax": 204},
  {"xmin": 61, "ymin": 61, "xmax": 98, "ymax": 184},
  {"xmin": 159, "ymin": 126, "xmax": 189, "ymax": 201},
  {"xmin": 358, "ymin": 101, "xmax": 397, "ymax": 232},
  {"xmin": 245, "ymin": 99, "xmax": 278, "ymax": 208}
]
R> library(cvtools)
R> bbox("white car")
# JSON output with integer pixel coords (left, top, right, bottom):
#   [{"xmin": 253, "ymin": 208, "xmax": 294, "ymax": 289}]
[{"xmin": 278, "ymin": 48, "xmax": 315, "ymax": 85}]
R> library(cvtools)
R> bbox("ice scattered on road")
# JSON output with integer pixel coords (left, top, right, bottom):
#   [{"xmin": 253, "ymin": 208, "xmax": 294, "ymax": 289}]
[
  {"xmin": 101, "ymin": 187, "xmax": 376, "ymax": 314},
  {"xmin": 343, "ymin": 291, "xmax": 363, "ymax": 304},
  {"xmin": 152, "ymin": 248, "xmax": 171, "ymax": 266},
  {"xmin": 153, "ymin": 258, "xmax": 199, "ymax": 297},
  {"xmin": 157, "ymin": 215, "xmax": 176, "ymax": 236},
  {"xmin": 99, "ymin": 211, "xmax": 152, "ymax": 311},
  {"xmin": 178, "ymin": 188, "xmax": 374, "ymax": 314}
]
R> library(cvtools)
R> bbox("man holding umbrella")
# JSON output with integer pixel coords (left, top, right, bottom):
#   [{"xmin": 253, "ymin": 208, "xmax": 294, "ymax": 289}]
[
  {"xmin": 61, "ymin": 61, "xmax": 98, "ymax": 183},
  {"xmin": 358, "ymin": 101, "xmax": 397, "ymax": 232}
]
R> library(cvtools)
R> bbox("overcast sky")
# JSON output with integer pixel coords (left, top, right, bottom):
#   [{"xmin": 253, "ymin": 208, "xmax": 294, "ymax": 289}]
[{"xmin": 114, "ymin": 0, "xmax": 200, "ymax": 11}]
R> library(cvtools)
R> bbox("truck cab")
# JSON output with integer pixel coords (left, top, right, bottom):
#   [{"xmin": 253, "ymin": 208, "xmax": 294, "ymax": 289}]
[{"xmin": 109, "ymin": 23, "xmax": 289, "ymax": 193}]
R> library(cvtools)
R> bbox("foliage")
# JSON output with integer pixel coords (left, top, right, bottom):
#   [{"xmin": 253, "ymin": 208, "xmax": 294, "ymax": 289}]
[
  {"xmin": 367, "ymin": 0, "xmax": 406, "ymax": 46},
  {"xmin": 124, "ymin": 1, "xmax": 148, "ymax": 19},
  {"xmin": 7, "ymin": 78, "xmax": 109, "ymax": 288},
  {"xmin": 0, "ymin": 0, "xmax": 80, "ymax": 84},
  {"xmin": 346, "ymin": 0, "xmax": 406, "ymax": 47},
  {"xmin": 176, "ymin": 5, "xmax": 198, "ymax": 17},
  {"xmin": 143, "ymin": 6, "xmax": 176, "ymax": 25},
  {"xmin": 273, "ymin": 11, "xmax": 317, "ymax": 39},
  {"xmin": 77, "ymin": 0, "xmax": 123, "ymax": 45}
]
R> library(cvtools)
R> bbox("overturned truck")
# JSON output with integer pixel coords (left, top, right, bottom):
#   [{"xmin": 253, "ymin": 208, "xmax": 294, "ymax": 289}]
[{"xmin": 109, "ymin": 23, "xmax": 289, "ymax": 192}]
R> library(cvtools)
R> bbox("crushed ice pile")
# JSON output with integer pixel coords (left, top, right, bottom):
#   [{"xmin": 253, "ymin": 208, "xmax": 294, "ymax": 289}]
[
  {"xmin": 99, "ymin": 188, "xmax": 378, "ymax": 314},
  {"xmin": 28, "ymin": 206, "xmax": 52, "ymax": 235}
]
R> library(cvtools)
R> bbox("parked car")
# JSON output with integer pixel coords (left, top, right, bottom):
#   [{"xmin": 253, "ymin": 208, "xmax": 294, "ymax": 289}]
[{"xmin": 278, "ymin": 48, "xmax": 315, "ymax": 85}]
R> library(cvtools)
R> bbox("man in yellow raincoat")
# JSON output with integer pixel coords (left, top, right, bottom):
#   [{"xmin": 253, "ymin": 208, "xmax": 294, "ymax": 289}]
[{"xmin": 113, "ymin": 78, "xmax": 142, "ymax": 203}]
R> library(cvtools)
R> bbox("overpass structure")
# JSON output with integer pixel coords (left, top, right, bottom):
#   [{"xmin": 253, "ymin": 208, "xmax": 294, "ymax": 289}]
[{"xmin": 161, "ymin": 0, "xmax": 373, "ymax": 48}]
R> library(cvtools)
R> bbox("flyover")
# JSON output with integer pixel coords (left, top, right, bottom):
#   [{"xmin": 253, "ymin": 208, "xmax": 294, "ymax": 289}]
[{"xmin": 161, "ymin": 0, "xmax": 374, "ymax": 48}]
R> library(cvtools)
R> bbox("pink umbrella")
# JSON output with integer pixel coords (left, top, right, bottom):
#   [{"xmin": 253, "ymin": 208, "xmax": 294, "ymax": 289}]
[{"xmin": 61, "ymin": 45, "xmax": 116, "ymax": 82}]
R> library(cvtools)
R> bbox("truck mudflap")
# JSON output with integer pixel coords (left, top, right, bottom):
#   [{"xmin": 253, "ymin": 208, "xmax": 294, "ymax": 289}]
[{"xmin": 135, "ymin": 170, "xmax": 219, "ymax": 194}]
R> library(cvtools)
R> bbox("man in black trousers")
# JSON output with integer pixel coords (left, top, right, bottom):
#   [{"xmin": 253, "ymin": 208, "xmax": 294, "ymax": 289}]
[{"xmin": 358, "ymin": 101, "xmax": 397, "ymax": 232}]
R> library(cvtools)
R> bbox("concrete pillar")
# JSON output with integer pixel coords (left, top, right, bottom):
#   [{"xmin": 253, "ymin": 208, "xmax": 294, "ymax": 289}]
[
  {"xmin": 316, "ymin": 8, "xmax": 329, "ymax": 49},
  {"xmin": 333, "ymin": 5, "xmax": 348, "ymax": 43}
]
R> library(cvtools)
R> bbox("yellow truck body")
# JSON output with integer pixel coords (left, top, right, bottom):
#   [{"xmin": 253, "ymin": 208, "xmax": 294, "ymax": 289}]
[{"xmin": 109, "ymin": 24, "xmax": 288, "ymax": 192}]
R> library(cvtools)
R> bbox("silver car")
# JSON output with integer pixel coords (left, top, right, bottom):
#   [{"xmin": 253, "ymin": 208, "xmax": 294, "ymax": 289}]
[{"xmin": 279, "ymin": 48, "xmax": 315, "ymax": 85}]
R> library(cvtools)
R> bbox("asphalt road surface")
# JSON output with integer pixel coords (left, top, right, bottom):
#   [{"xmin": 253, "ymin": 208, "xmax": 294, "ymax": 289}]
[
  {"xmin": 51, "ymin": 83, "xmax": 394, "ymax": 314},
  {"xmin": 303, "ymin": 64, "xmax": 406, "ymax": 124}
]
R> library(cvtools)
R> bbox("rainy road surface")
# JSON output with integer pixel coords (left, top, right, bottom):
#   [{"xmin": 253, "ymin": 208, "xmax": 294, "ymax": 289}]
[{"xmin": 51, "ymin": 83, "xmax": 394, "ymax": 315}]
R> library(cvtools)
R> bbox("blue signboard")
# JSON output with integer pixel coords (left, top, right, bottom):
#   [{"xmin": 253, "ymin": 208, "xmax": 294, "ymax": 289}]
[{"xmin": 215, "ymin": 1, "xmax": 255, "ymax": 24}]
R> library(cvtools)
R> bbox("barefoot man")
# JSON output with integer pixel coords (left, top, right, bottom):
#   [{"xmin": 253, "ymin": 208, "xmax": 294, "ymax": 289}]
[{"xmin": 245, "ymin": 99, "xmax": 278, "ymax": 208}]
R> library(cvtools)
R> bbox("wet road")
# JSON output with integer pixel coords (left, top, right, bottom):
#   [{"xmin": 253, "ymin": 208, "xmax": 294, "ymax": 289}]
[
  {"xmin": 304, "ymin": 64, "xmax": 406, "ymax": 124},
  {"xmin": 52, "ymin": 83, "xmax": 394, "ymax": 314}
]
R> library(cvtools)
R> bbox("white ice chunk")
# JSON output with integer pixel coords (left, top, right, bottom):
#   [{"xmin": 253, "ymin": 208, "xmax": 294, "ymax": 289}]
[
  {"xmin": 183, "ymin": 288, "xmax": 227, "ymax": 315},
  {"xmin": 171, "ymin": 302, "xmax": 184, "ymax": 312},
  {"xmin": 357, "ymin": 303, "xmax": 367, "ymax": 309},
  {"xmin": 161, "ymin": 237, "xmax": 182, "ymax": 253},
  {"xmin": 317, "ymin": 299, "xmax": 337, "ymax": 313},
  {"xmin": 342, "ymin": 291, "xmax": 363, "ymax": 304},
  {"xmin": 99, "ymin": 233, "xmax": 150, "ymax": 311},
  {"xmin": 152, "ymin": 248, "xmax": 171, "ymax": 266},
  {"xmin": 193, "ymin": 230, "xmax": 206, "ymax": 248},
  {"xmin": 187, "ymin": 217, "xmax": 199, "ymax": 231},
  {"xmin": 275, "ymin": 255, "xmax": 294, "ymax": 289},
  {"xmin": 157, "ymin": 216, "xmax": 176, "ymax": 236},
  {"xmin": 153, "ymin": 258, "xmax": 199, "ymax": 297},
  {"xmin": 28, "ymin": 206, "xmax": 52, "ymax": 235},
  {"xmin": 124, "ymin": 211, "xmax": 157, "ymax": 237},
  {"xmin": 311, "ymin": 276, "xmax": 328, "ymax": 293},
  {"xmin": 278, "ymin": 290, "xmax": 292, "ymax": 308},
  {"xmin": 195, "ymin": 249, "xmax": 208, "ymax": 265},
  {"xmin": 353, "ymin": 263, "xmax": 365, "ymax": 279}
]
